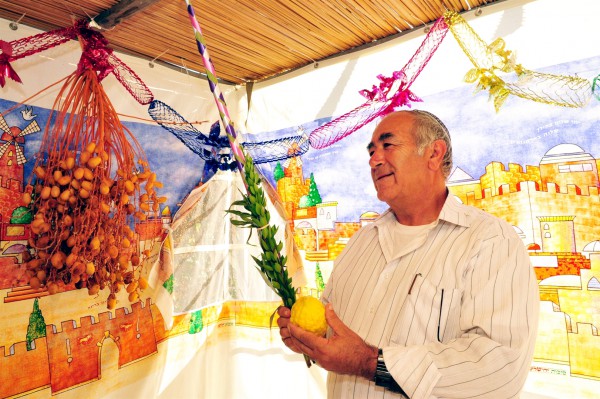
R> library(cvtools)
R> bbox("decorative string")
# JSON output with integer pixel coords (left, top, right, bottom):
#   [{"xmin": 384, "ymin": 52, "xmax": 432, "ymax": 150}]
[{"xmin": 1, "ymin": 76, "xmax": 68, "ymax": 116}]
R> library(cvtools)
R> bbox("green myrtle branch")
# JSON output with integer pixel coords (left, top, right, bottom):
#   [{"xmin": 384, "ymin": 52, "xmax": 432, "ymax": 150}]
[{"xmin": 226, "ymin": 153, "xmax": 296, "ymax": 308}]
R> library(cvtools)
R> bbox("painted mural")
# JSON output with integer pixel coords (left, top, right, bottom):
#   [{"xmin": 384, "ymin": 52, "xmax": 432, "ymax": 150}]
[
  {"xmin": 1, "ymin": 52, "xmax": 599, "ymax": 399},
  {"xmin": 249, "ymin": 54, "xmax": 600, "ymax": 396},
  {"xmin": 0, "ymin": 99, "xmax": 291, "ymax": 398}
]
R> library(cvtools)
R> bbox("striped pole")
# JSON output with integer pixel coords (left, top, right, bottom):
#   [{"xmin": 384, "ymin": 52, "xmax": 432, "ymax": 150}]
[{"xmin": 183, "ymin": 0, "xmax": 246, "ymax": 174}]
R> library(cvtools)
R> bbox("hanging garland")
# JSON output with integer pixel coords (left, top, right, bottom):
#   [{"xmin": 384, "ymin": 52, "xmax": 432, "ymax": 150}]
[
  {"xmin": 148, "ymin": 99, "xmax": 309, "ymax": 166},
  {"xmin": 4, "ymin": 7, "xmax": 600, "ymax": 167}
]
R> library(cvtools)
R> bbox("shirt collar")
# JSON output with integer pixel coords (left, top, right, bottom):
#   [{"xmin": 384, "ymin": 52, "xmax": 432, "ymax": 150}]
[
  {"xmin": 438, "ymin": 191, "xmax": 471, "ymax": 228},
  {"xmin": 372, "ymin": 190, "xmax": 471, "ymax": 229}
]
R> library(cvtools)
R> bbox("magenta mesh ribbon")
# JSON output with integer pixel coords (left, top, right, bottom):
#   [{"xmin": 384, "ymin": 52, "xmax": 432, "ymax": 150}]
[
  {"xmin": 308, "ymin": 17, "xmax": 448, "ymax": 150},
  {"xmin": 0, "ymin": 24, "xmax": 78, "ymax": 87},
  {"xmin": 7, "ymin": 24, "xmax": 78, "ymax": 60},
  {"xmin": 0, "ymin": 20, "xmax": 153, "ymax": 104},
  {"xmin": 107, "ymin": 53, "xmax": 154, "ymax": 105},
  {"xmin": 76, "ymin": 24, "xmax": 154, "ymax": 105},
  {"xmin": 0, "ymin": 40, "xmax": 22, "ymax": 87}
]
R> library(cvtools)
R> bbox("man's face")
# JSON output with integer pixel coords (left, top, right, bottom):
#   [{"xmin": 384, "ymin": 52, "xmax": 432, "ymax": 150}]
[{"xmin": 367, "ymin": 113, "xmax": 430, "ymax": 206}]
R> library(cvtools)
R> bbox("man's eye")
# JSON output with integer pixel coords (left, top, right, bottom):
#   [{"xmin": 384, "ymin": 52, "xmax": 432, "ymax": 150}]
[{"xmin": 383, "ymin": 143, "xmax": 391, "ymax": 148}]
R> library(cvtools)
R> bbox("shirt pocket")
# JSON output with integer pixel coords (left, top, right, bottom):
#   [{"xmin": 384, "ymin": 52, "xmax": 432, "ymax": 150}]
[{"xmin": 391, "ymin": 275, "xmax": 462, "ymax": 345}]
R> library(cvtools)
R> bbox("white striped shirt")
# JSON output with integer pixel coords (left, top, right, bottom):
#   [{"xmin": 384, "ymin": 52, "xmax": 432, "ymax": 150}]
[{"xmin": 321, "ymin": 194, "xmax": 539, "ymax": 399}]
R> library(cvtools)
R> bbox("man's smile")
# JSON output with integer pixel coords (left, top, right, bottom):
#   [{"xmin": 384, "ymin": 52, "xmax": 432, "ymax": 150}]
[{"xmin": 374, "ymin": 171, "xmax": 393, "ymax": 181}]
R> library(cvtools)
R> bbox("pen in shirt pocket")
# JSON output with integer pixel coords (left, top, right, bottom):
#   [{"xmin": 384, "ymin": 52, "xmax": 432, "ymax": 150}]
[
  {"xmin": 407, "ymin": 273, "xmax": 445, "ymax": 342},
  {"xmin": 437, "ymin": 288, "xmax": 444, "ymax": 342}
]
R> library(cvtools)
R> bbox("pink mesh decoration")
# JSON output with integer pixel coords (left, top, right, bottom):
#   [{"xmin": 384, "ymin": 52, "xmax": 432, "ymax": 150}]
[
  {"xmin": 0, "ymin": 24, "xmax": 78, "ymax": 87},
  {"xmin": 0, "ymin": 40, "xmax": 22, "ymax": 86},
  {"xmin": 108, "ymin": 53, "xmax": 154, "ymax": 105},
  {"xmin": 76, "ymin": 24, "xmax": 154, "ymax": 105},
  {"xmin": 309, "ymin": 17, "xmax": 448, "ymax": 150},
  {"xmin": 9, "ymin": 24, "xmax": 78, "ymax": 60},
  {"xmin": 0, "ymin": 19, "xmax": 153, "ymax": 104}
]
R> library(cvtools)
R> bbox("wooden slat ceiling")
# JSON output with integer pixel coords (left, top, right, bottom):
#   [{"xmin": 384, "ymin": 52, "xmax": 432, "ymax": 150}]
[{"xmin": 0, "ymin": 0, "xmax": 502, "ymax": 85}]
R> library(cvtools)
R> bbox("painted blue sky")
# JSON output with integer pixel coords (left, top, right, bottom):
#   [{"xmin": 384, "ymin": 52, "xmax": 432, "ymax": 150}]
[
  {"xmin": 2, "ymin": 99, "xmax": 203, "ymax": 218},
  {"xmin": 3, "ymin": 53, "xmax": 599, "ymax": 221},
  {"xmin": 253, "ymin": 54, "xmax": 600, "ymax": 222}
]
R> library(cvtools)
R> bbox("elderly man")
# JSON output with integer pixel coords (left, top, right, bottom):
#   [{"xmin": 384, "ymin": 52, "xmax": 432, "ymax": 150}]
[{"xmin": 278, "ymin": 110, "xmax": 539, "ymax": 398}]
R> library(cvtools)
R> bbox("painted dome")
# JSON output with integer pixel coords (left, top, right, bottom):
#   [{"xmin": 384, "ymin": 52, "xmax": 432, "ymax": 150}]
[
  {"xmin": 540, "ymin": 143, "xmax": 594, "ymax": 164},
  {"xmin": 527, "ymin": 243, "xmax": 541, "ymax": 251},
  {"xmin": 583, "ymin": 240, "xmax": 600, "ymax": 252},
  {"xmin": 295, "ymin": 221, "xmax": 313, "ymax": 229},
  {"xmin": 539, "ymin": 275, "xmax": 581, "ymax": 288},
  {"xmin": 544, "ymin": 143, "xmax": 585, "ymax": 156},
  {"xmin": 3, "ymin": 243, "xmax": 27, "ymax": 255},
  {"xmin": 360, "ymin": 211, "xmax": 379, "ymax": 220}
]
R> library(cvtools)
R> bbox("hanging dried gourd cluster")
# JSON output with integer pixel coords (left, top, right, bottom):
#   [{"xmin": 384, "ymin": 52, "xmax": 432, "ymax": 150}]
[{"xmin": 23, "ymin": 29, "xmax": 164, "ymax": 309}]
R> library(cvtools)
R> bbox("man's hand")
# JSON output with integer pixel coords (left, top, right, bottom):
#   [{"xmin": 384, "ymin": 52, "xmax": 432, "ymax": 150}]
[
  {"xmin": 277, "ymin": 305, "xmax": 302, "ymax": 354},
  {"xmin": 287, "ymin": 303, "xmax": 378, "ymax": 379}
]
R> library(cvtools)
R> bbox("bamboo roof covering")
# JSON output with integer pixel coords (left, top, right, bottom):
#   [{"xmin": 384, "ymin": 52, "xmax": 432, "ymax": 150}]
[{"xmin": 0, "ymin": 0, "xmax": 504, "ymax": 85}]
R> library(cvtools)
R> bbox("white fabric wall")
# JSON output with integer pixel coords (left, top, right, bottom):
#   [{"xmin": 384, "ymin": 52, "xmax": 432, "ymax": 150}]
[{"xmin": 0, "ymin": 17, "xmax": 318, "ymax": 399}]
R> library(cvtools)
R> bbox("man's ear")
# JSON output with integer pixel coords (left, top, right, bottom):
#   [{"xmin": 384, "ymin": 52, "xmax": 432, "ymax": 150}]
[{"xmin": 428, "ymin": 139, "xmax": 447, "ymax": 171}]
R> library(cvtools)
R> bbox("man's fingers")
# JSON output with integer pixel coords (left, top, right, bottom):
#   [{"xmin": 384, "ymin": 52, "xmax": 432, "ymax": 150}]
[
  {"xmin": 288, "ymin": 322, "xmax": 325, "ymax": 357},
  {"xmin": 277, "ymin": 306, "xmax": 291, "ymax": 317},
  {"xmin": 288, "ymin": 331, "xmax": 313, "ymax": 357},
  {"xmin": 281, "ymin": 330, "xmax": 303, "ymax": 354}
]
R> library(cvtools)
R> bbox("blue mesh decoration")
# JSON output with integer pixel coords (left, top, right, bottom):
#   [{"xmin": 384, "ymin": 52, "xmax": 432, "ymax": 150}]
[
  {"xmin": 148, "ymin": 100, "xmax": 310, "ymax": 167},
  {"xmin": 148, "ymin": 100, "xmax": 236, "ymax": 181},
  {"xmin": 242, "ymin": 128, "xmax": 309, "ymax": 164}
]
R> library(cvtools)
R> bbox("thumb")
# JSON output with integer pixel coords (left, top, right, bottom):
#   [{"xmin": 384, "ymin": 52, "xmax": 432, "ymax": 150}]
[{"xmin": 324, "ymin": 303, "xmax": 349, "ymax": 336}]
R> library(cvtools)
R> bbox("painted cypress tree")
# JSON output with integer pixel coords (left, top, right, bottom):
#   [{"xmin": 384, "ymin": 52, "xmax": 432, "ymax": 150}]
[
  {"xmin": 26, "ymin": 298, "xmax": 46, "ymax": 350},
  {"xmin": 189, "ymin": 310, "xmax": 204, "ymax": 334},
  {"xmin": 307, "ymin": 173, "xmax": 322, "ymax": 206},
  {"xmin": 273, "ymin": 162, "xmax": 284, "ymax": 182},
  {"xmin": 315, "ymin": 262, "xmax": 325, "ymax": 292}
]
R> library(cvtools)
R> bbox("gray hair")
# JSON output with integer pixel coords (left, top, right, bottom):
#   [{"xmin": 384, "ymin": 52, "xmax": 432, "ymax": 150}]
[{"xmin": 408, "ymin": 110, "xmax": 453, "ymax": 178}]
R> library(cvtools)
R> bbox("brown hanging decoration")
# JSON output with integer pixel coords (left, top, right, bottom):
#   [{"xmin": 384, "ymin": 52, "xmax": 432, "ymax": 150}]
[{"xmin": 23, "ymin": 25, "xmax": 164, "ymax": 309}]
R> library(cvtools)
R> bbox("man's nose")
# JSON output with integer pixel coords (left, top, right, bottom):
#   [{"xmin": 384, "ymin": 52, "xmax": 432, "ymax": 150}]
[{"xmin": 369, "ymin": 149, "xmax": 384, "ymax": 168}]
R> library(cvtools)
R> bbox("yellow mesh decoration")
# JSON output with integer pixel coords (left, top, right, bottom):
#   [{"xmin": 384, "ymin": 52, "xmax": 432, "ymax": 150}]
[{"xmin": 444, "ymin": 11, "xmax": 591, "ymax": 111}]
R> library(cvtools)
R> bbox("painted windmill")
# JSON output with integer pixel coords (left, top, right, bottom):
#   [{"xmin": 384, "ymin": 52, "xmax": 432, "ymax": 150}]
[{"xmin": 0, "ymin": 107, "xmax": 40, "ymax": 165}]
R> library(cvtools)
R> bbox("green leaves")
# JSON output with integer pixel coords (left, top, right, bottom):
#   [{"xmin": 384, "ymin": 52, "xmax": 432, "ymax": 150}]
[{"xmin": 227, "ymin": 152, "xmax": 296, "ymax": 309}]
